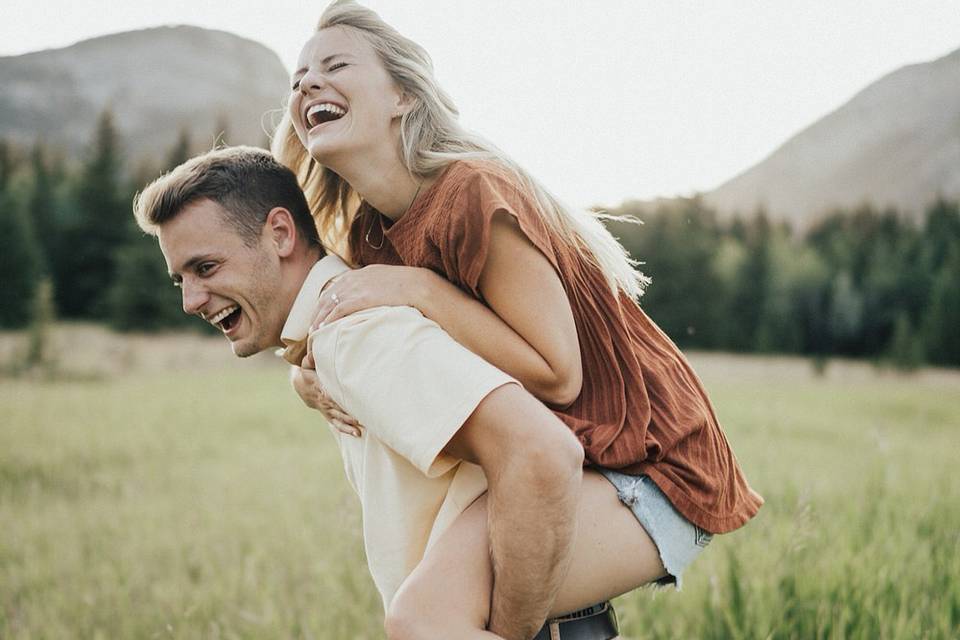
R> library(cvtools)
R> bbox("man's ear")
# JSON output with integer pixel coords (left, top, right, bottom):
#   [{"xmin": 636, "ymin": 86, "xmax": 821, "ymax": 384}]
[{"xmin": 265, "ymin": 207, "xmax": 297, "ymax": 258}]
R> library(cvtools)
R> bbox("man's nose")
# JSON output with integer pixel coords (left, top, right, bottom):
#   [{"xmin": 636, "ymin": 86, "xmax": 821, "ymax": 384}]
[{"xmin": 181, "ymin": 280, "xmax": 209, "ymax": 316}]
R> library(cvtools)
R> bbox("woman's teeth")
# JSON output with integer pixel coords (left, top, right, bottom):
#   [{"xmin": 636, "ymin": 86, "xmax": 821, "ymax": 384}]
[{"xmin": 307, "ymin": 103, "xmax": 346, "ymax": 128}]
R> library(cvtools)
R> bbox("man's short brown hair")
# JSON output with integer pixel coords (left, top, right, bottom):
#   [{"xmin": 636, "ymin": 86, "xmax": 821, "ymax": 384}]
[{"xmin": 133, "ymin": 146, "xmax": 322, "ymax": 250}]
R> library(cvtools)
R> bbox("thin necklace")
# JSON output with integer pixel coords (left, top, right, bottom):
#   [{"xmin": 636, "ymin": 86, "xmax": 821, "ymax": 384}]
[{"xmin": 365, "ymin": 180, "xmax": 423, "ymax": 250}]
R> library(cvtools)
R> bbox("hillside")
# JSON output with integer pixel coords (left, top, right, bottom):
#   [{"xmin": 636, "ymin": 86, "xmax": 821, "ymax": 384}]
[
  {"xmin": 704, "ymin": 46, "xmax": 960, "ymax": 225},
  {"xmin": 0, "ymin": 26, "xmax": 289, "ymax": 164}
]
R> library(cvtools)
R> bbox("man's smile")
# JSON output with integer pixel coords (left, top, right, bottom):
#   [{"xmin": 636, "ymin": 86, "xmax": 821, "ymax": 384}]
[{"xmin": 206, "ymin": 304, "xmax": 242, "ymax": 334}]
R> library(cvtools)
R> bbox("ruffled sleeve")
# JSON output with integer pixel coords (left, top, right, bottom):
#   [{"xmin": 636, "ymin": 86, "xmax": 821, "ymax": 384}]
[{"xmin": 429, "ymin": 164, "xmax": 559, "ymax": 298}]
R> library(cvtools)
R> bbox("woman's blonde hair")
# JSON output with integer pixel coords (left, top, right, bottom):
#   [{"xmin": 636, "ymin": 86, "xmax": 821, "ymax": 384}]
[{"xmin": 272, "ymin": 0, "xmax": 649, "ymax": 298}]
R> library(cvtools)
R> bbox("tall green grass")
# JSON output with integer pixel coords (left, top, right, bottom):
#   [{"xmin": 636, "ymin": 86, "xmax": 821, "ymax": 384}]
[
  {"xmin": 615, "ymin": 357, "xmax": 960, "ymax": 639},
  {"xmin": 2, "ymin": 353, "xmax": 958, "ymax": 638}
]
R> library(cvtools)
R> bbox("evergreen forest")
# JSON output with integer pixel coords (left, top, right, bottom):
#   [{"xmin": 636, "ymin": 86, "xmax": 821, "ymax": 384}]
[{"xmin": 1, "ymin": 110, "xmax": 958, "ymax": 368}]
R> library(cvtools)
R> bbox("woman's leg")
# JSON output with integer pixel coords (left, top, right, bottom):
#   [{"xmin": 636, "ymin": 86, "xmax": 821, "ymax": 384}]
[{"xmin": 384, "ymin": 470, "xmax": 665, "ymax": 640}]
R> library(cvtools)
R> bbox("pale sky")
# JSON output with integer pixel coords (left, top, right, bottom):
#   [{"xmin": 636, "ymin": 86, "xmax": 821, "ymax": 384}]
[{"xmin": 3, "ymin": 1, "xmax": 960, "ymax": 209}]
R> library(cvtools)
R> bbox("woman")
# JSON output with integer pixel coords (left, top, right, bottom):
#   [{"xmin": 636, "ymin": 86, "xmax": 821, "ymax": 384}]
[{"xmin": 274, "ymin": 1, "xmax": 763, "ymax": 637}]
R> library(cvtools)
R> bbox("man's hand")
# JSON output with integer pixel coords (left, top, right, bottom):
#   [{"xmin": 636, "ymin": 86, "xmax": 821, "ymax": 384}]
[{"xmin": 289, "ymin": 363, "xmax": 363, "ymax": 438}]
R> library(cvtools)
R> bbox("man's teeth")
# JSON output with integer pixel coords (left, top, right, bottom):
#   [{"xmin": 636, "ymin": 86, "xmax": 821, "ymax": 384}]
[{"xmin": 209, "ymin": 305, "xmax": 238, "ymax": 325}]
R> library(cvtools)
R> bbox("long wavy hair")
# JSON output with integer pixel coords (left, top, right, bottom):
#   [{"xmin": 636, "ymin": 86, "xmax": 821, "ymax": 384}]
[{"xmin": 272, "ymin": 0, "xmax": 649, "ymax": 298}]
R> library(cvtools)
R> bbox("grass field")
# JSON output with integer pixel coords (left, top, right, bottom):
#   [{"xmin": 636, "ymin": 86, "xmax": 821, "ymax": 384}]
[{"xmin": 2, "ymin": 325, "xmax": 959, "ymax": 639}]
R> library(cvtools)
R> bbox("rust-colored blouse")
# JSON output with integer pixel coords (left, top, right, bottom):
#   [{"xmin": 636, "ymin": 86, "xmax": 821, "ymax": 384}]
[{"xmin": 349, "ymin": 160, "xmax": 763, "ymax": 533}]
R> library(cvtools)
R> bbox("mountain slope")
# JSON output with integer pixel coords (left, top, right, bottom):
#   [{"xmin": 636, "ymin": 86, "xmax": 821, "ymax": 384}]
[
  {"xmin": 704, "ymin": 46, "xmax": 960, "ymax": 224},
  {"xmin": 0, "ymin": 26, "xmax": 290, "ymax": 164}
]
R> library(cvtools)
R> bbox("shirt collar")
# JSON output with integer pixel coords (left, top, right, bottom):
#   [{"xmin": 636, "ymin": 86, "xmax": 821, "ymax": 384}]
[{"xmin": 278, "ymin": 254, "xmax": 351, "ymax": 365}]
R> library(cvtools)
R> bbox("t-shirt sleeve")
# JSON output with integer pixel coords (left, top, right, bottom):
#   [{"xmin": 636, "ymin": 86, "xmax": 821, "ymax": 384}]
[
  {"xmin": 310, "ymin": 305, "xmax": 518, "ymax": 477},
  {"xmin": 432, "ymin": 167, "xmax": 559, "ymax": 299}
]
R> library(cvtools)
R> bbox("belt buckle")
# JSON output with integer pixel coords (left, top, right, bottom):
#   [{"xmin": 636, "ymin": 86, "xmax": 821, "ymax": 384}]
[{"xmin": 535, "ymin": 601, "xmax": 618, "ymax": 640}]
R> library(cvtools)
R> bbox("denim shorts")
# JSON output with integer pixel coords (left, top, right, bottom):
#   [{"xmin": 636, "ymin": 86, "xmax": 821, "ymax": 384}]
[{"xmin": 597, "ymin": 470, "xmax": 712, "ymax": 589}]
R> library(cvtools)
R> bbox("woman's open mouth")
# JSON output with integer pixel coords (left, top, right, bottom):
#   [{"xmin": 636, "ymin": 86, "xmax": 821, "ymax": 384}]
[{"xmin": 306, "ymin": 102, "xmax": 347, "ymax": 131}]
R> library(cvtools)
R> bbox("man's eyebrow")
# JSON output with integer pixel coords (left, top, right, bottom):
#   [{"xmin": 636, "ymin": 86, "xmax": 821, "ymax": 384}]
[{"xmin": 292, "ymin": 53, "xmax": 351, "ymax": 79}]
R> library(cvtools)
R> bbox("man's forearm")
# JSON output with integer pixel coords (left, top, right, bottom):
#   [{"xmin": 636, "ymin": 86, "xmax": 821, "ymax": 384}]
[{"xmin": 486, "ymin": 454, "xmax": 583, "ymax": 640}]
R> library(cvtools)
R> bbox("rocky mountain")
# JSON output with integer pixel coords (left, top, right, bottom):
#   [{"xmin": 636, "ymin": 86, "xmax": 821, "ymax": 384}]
[
  {"xmin": 0, "ymin": 26, "xmax": 290, "ymax": 166},
  {"xmin": 704, "ymin": 46, "xmax": 960, "ymax": 226}
]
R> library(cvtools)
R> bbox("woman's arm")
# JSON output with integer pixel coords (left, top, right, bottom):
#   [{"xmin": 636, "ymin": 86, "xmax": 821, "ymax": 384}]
[{"xmin": 315, "ymin": 212, "xmax": 582, "ymax": 407}]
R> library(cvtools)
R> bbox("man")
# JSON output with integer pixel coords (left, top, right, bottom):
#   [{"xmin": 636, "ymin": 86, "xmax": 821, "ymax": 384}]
[{"xmin": 135, "ymin": 146, "xmax": 652, "ymax": 640}]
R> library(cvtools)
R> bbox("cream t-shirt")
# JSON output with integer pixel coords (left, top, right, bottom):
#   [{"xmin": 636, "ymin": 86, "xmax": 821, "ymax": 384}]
[{"xmin": 280, "ymin": 256, "xmax": 516, "ymax": 608}]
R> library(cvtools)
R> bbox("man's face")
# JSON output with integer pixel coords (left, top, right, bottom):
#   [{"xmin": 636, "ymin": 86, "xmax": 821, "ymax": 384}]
[{"xmin": 158, "ymin": 199, "xmax": 286, "ymax": 358}]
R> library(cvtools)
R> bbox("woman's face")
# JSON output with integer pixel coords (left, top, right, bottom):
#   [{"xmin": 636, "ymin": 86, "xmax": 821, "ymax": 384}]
[{"xmin": 289, "ymin": 26, "xmax": 404, "ymax": 165}]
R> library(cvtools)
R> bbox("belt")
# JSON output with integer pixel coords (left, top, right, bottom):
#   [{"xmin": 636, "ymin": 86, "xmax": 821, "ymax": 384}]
[{"xmin": 532, "ymin": 601, "xmax": 619, "ymax": 640}]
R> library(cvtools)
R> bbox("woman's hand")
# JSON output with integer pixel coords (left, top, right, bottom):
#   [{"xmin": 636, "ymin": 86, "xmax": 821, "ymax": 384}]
[
  {"xmin": 289, "ymin": 363, "xmax": 363, "ymax": 438},
  {"xmin": 311, "ymin": 264, "xmax": 433, "ymax": 329}
]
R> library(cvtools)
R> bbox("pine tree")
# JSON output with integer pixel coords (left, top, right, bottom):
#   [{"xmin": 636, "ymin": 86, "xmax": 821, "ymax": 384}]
[
  {"xmin": 727, "ymin": 209, "xmax": 772, "ymax": 351},
  {"xmin": 826, "ymin": 271, "xmax": 865, "ymax": 355},
  {"xmin": 755, "ymin": 235, "xmax": 829, "ymax": 354},
  {"xmin": 107, "ymin": 237, "xmax": 187, "ymax": 332},
  {"xmin": 0, "ymin": 141, "xmax": 44, "ymax": 328},
  {"xmin": 28, "ymin": 143, "xmax": 58, "ymax": 271},
  {"xmin": 922, "ymin": 198, "xmax": 960, "ymax": 271},
  {"xmin": 55, "ymin": 109, "xmax": 130, "ymax": 317},
  {"xmin": 106, "ymin": 131, "xmax": 207, "ymax": 331},
  {"xmin": 923, "ymin": 243, "xmax": 960, "ymax": 366},
  {"xmin": 627, "ymin": 200, "xmax": 725, "ymax": 348},
  {"xmin": 0, "ymin": 140, "xmax": 12, "ymax": 188},
  {"xmin": 886, "ymin": 311, "xmax": 924, "ymax": 371}
]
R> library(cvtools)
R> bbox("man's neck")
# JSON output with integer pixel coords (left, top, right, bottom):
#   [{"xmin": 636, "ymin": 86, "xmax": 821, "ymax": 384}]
[{"xmin": 272, "ymin": 249, "xmax": 325, "ymax": 348}]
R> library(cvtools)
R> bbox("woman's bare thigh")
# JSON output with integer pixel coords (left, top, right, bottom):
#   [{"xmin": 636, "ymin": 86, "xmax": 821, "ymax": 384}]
[{"xmin": 390, "ymin": 469, "xmax": 666, "ymax": 626}]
